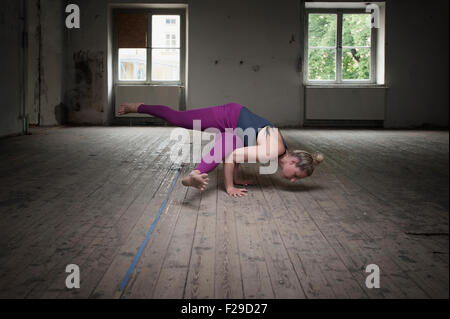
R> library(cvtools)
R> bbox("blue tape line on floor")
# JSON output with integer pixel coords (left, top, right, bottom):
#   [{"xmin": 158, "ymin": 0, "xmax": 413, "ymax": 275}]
[{"xmin": 119, "ymin": 168, "xmax": 181, "ymax": 292}]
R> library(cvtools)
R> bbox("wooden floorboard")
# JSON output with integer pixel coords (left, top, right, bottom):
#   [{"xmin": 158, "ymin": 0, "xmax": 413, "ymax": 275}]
[
  {"xmin": 214, "ymin": 165, "xmax": 244, "ymax": 299},
  {"xmin": 40, "ymin": 137, "xmax": 176, "ymax": 298},
  {"xmin": 0, "ymin": 127, "xmax": 447, "ymax": 299},
  {"xmin": 2, "ymin": 131, "xmax": 169, "ymax": 298},
  {"xmin": 184, "ymin": 168, "xmax": 218, "ymax": 299}
]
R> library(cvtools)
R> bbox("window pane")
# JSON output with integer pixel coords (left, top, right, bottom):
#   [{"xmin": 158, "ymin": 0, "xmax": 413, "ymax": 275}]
[
  {"xmin": 152, "ymin": 15, "xmax": 180, "ymax": 48},
  {"xmin": 308, "ymin": 49, "xmax": 336, "ymax": 81},
  {"xmin": 151, "ymin": 49, "xmax": 180, "ymax": 81},
  {"xmin": 117, "ymin": 13, "xmax": 147, "ymax": 48},
  {"xmin": 119, "ymin": 49, "xmax": 146, "ymax": 81},
  {"xmin": 343, "ymin": 14, "xmax": 371, "ymax": 47},
  {"xmin": 342, "ymin": 48, "xmax": 370, "ymax": 80},
  {"xmin": 308, "ymin": 14, "xmax": 337, "ymax": 47}
]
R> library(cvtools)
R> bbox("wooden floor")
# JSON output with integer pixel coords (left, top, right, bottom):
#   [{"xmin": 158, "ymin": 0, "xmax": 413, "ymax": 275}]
[{"xmin": 0, "ymin": 126, "xmax": 448, "ymax": 299}]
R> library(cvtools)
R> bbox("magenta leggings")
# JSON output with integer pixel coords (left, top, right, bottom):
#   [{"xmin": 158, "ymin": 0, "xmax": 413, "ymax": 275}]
[{"xmin": 138, "ymin": 102, "xmax": 244, "ymax": 173}]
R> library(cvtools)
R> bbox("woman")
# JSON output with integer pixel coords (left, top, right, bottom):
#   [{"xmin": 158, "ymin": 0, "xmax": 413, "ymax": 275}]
[{"xmin": 119, "ymin": 102, "xmax": 323, "ymax": 197}]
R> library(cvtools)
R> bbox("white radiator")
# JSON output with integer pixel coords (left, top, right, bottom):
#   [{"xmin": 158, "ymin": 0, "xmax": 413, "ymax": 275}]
[{"xmin": 305, "ymin": 87, "xmax": 386, "ymax": 120}]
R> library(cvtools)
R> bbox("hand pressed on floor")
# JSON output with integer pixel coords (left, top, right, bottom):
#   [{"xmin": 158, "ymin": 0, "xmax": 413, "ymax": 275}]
[{"xmin": 227, "ymin": 187, "xmax": 248, "ymax": 197}]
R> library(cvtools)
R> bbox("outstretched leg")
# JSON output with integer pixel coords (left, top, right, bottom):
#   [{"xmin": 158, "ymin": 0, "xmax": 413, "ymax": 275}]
[{"xmin": 119, "ymin": 102, "xmax": 242, "ymax": 132}]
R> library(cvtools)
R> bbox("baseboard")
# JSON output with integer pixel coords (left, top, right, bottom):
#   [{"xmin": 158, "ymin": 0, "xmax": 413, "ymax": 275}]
[{"xmin": 303, "ymin": 119, "xmax": 384, "ymax": 128}]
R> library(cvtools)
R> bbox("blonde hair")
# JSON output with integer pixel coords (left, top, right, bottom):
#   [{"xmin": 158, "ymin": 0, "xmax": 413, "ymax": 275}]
[{"xmin": 290, "ymin": 150, "xmax": 324, "ymax": 176}]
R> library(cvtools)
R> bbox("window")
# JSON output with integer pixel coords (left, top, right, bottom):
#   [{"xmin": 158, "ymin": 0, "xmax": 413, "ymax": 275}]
[
  {"xmin": 119, "ymin": 49, "xmax": 147, "ymax": 81},
  {"xmin": 305, "ymin": 9, "xmax": 376, "ymax": 84},
  {"xmin": 152, "ymin": 15, "xmax": 180, "ymax": 81},
  {"xmin": 165, "ymin": 33, "xmax": 177, "ymax": 47},
  {"xmin": 114, "ymin": 10, "xmax": 184, "ymax": 84},
  {"xmin": 117, "ymin": 13, "xmax": 148, "ymax": 82}
]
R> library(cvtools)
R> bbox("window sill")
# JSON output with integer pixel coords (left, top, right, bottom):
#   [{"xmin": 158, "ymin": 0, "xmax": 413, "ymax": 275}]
[
  {"xmin": 305, "ymin": 84, "xmax": 388, "ymax": 89},
  {"xmin": 116, "ymin": 83, "xmax": 184, "ymax": 87}
]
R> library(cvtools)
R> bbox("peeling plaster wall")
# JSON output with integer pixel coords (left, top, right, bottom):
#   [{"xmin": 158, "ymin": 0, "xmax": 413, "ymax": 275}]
[
  {"xmin": 65, "ymin": 50, "xmax": 105, "ymax": 124},
  {"xmin": 26, "ymin": 0, "xmax": 64, "ymax": 126},
  {"xmin": 40, "ymin": 0, "xmax": 64, "ymax": 126},
  {"xmin": 63, "ymin": 0, "xmax": 190, "ymax": 125},
  {"xmin": 26, "ymin": 0, "xmax": 40, "ymax": 125},
  {"xmin": 0, "ymin": 1, "xmax": 24, "ymax": 137},
  {"xmin": 64, "ymin": 0, "xmax": 108, "ymax": 125}
]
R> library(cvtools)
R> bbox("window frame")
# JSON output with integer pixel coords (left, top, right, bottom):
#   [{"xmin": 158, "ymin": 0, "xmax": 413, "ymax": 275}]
[
  {"xmin": 304, "ymin": 8, "xmax": 377, "ymax": 85},
  {"xmin": 113, "ymin": 8, "xmax": 186, "ymax": 86}
]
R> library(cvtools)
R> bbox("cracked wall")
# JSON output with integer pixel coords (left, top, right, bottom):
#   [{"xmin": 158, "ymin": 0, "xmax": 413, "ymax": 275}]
[{"xmin": 26, "ymin": 0, "xmax": 64, "ymax": 126}]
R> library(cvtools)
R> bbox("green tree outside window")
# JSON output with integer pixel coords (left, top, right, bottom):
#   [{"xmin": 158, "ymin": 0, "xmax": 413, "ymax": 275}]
[{"xmin": 308, "ymin": 13, "xmax": 372, "ymax": 82}]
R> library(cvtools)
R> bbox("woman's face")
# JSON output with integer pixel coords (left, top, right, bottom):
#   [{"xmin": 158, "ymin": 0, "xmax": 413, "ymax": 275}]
[{"xmin": 281, "ymin": 157, "xmax": 308, "ymax": 183}]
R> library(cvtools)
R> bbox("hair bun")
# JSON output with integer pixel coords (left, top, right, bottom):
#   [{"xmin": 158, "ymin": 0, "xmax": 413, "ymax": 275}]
[{"xmin": 312, "ymin": 152, "xmax": 324, "ymax": 165}]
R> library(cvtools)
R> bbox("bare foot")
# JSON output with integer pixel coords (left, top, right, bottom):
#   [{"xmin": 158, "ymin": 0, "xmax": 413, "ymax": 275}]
[
  {"xmin": 118, "ymin": 102, "xmax": 141, "ymax": 115},
  {"xmin": 182, "ymin": 172, "xmax": 209, "ymax": 191}
]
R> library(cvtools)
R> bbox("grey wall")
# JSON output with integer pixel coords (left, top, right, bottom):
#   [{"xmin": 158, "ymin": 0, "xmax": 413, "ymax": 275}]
[
  {"xmin": 385, "ymin": 0, "xmax": 449, "ymax": 127},
  {"xmin": 0, "ymin": 1, "xmax": 25, "ymax": 137},
  {"xmin": 188, "ymin": 0, "xmax": 303, "ymax": 126}
]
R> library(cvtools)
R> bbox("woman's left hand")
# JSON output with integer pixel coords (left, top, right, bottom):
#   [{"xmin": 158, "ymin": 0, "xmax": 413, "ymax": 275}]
[{"xmin": 226, "ymin": 187, "xmax": 248, "ymax": 197}]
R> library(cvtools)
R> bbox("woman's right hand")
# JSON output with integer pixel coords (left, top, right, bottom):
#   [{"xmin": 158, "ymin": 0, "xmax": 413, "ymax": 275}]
[{"xmin": 226, "ymin": 187, "xmax": 248, "ymax": 197}]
